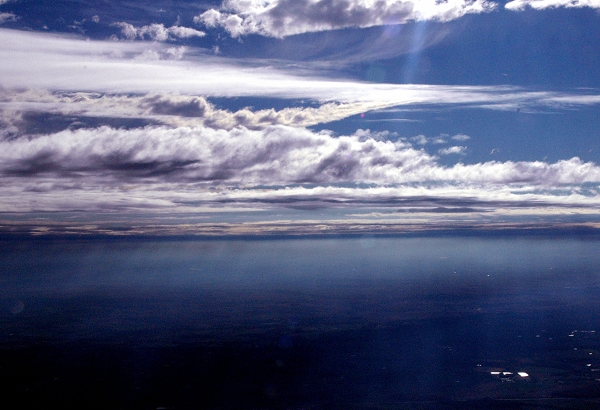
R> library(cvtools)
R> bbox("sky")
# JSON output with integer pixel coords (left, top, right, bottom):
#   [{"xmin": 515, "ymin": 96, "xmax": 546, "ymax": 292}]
[{"xmin": 1, "ymin": 0, "xmax": 600, "ymax": 237}]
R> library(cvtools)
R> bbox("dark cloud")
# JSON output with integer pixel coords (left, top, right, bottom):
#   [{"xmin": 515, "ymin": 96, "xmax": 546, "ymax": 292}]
[{"xmin": 142, "ymin": 95, "xmax": 210, "ymax": 117}]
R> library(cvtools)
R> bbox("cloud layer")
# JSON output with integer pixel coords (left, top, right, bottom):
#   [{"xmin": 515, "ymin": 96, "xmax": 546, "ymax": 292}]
[
  {"xmin": 196, "ymin": 0, "xmax": 497, "ymax": 38},
  {"xmin": 0, "ymin": 89, "xmax": 391, "ymax": 136},
  {"xmin": 3, "ymin": 29, "xmax": 600, "ymax": 114},
  {"xmin": 3, "ymin": 124, "xmax": 600, "ymax": 187}
]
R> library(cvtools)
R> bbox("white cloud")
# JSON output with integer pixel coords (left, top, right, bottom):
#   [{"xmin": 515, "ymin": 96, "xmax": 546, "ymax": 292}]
[
  {"xmin": 113, "ymin": 22, "xmax": 205, "ymax": 41},
  {"xmin": 3, "ymin": 124, "xmax": 600, "ymax": 188},
  {"xmin": 411, "ymin": 135, "xmax": 429, "ymax": 145},
  {"xmin": 451, "ymin": 134, "xmax": 470, "ymax": 141},
  {"xmin": 0, "ymin": 120, "xmax": 599, "ymax": 215},
  {"xmin": 438, "ymin": 146, "xmax": 466, "ymax": 155},
  {"xmin": 505, "ymin": 0, "xmax": 600, "ymax": 11},
  {"xmin": 0, "ymin": 12, "xmax": 17, "ymax": 24},
  {"xmin": 2, "ymin": 29, "xmax": 600, "ymax": 113},
  {"xmin": 195, "ymin": 0, "xmax": 498, "ymax": 38}
]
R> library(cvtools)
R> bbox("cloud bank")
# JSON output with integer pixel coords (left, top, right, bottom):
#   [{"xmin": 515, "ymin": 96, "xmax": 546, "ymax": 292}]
[
  {"xmin": 0, "ymin": 90, "xmax": 390, "ymax": 134},
  {"xmin": 196, "ymin": 0, "xmax": 497, "ymax": 38},
  {"xmin": 1, "ymin": 123, "xmax": 599, "ymax": 225},
  {"xmin": 3, "ymin": 124, "xmax": 600, "ymax": 187}
]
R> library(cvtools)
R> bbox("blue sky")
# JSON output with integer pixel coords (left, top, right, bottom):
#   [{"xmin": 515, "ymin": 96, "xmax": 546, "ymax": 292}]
[{"xmin": 1, "ymin": 0, "xmax": 600, "ymax": 236}]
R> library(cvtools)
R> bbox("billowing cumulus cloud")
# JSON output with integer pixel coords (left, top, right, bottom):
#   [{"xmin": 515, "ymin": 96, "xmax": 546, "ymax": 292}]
[
  {"xmin": 505, "ymin": 0, "xmax": 600, "ymax": 10},
  {"xmin": 196, "ymin": 0, "xmax": 498, "ymax": 38},
  {"xmin": 113, "ymin": 22, "xmax": 206, "ymax": 41},
  {"xmin": 3, "ymin": 124, "xmax": 600, "ymax": 187}
]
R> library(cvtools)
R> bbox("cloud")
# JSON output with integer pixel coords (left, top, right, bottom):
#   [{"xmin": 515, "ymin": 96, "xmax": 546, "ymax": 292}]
[
  {"xmin": 438, "ymin": 146, "xmax": 466, "ymax": 155},
  {"xmin": 3, "ymin": 29, "xmax": 600, "ymax": 113},
  {"xmin": 137, "ymin": 94, "xmax": 389, "ymax": 129},
  {"xmin": 4, "ymin": 212, "xmax": 600, "ymax": 237},
  {"xmin": 113, "ymin": 22, "xmax": 205, "ymax": 41},
  {"xmin": 0, "ymin": 125, "xmax": 427, "ymax": 183},
  {"xmin": 505, "ymin": 0, "xmax": 600, "ymax": 11},
  {"xmin": 195, "ymin": 0, "xmax": 498, "ymax": 38},
  {"xmin": 411, "ymin": 135, "xmax": 429, "ymax": 145},
  {"xmin": 0, "ymin": 12, "xmax": 17, "ymax": 24},
  {"xmin": 451, "ymin": 134, "xmax": 470, "ymax": 141},
  {"xmin": 0, "ymin": 89, "xmax": 390, "ymax": 132},
  {"xmin": 1, "ymin": 120, "xmax": 600, "ymax": 216},
  {"xmin": 3, "ymin": 124, "xmax": 600, "ymax": 188},
  {"xmin": 0, "ymin": 108, "xmax": 22, "ymax": 139}
]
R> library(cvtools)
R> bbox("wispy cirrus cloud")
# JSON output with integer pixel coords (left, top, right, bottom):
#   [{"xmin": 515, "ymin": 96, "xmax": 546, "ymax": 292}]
[
  {"xmin": 505, "ymin": 0, "xmax": 600, "ymax": 11},
  {"xmin": 195, "ymin": 0, "xmax": 498, "ymax": 38},
  {"xmin": 3, "ymin": 29, "xmax": 600, "ymax": 113}
]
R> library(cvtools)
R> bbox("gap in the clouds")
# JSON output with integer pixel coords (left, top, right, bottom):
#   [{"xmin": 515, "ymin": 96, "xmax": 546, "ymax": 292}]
[
  {"xmin": 308, "ymin": 11, "xmax": 600, "ymax": 87},
  {"xmin": 8, "ymin": 112, "xmax": 160, "ymax": 138},
  {"xmin": 313, "ymin": 104, "xmax": 600, "ymax": 166},
  {"xmin": 341, "ymin": 9, "xmax": 600, "ymax": 88}
]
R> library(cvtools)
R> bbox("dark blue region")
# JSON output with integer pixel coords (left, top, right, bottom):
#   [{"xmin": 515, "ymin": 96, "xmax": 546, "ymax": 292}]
[
  {"xmin": 352, "ymin": 8, "xmax": 600, "ymax": 88},
  {"xmin": 316, "ymin": 104, "xmax": 600, "ymax": 165},
  {"xmin": 0, "ymin": 0, "xmax": 219, "ymax": 46},
  {"xmin": 2, "ymin": 237, "xmax": 600, "ymax": 408}
]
